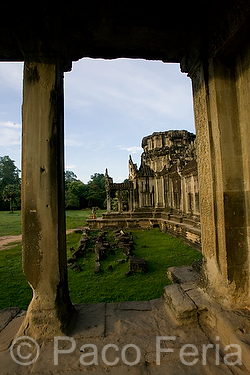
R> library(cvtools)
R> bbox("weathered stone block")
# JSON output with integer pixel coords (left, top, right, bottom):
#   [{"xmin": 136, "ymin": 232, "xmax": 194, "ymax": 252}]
[
  {"xmin": 167, "ymin": 265, "xmax": 198, "ymax": 284},
  {"xmin": 162, "ymin": 284, "xmax": 197, "ymax": 323},
  {"xmin": 70, "ymin": 262, "xmax": 82, "ymax": 272},
  {"xmin": 94, "ymin": 261, "xmax": 101, "ymax": 273},
  {"xmin": 129, "ymin": 256, "xmax": 147, "ymax": 273}
]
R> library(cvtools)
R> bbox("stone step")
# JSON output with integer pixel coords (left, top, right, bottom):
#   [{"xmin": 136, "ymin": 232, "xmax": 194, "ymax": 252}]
[
  {"xmin": 165, "ymin": 264, "xmax": 250, "ymax": 372},
  {"xmin": 0, "ymin": 308, "xmax": 21, "ymax": 333},
  {"xmin": 167, "ymin": 265, "xmax": 199, "ymax": 284},
  {"xmin": 162, "ymin": 283, "xmax": 198, "ymax": 324}
]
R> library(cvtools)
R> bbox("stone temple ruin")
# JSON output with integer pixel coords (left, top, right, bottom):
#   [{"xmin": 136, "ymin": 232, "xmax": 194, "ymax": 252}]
[
  {"xmin": 129, "ymin": 130, "xmax": 198, "ymax": 217},
  {"xmin": 1, "ymin": 2, "xmax": 250, "ymax": 373},
  {"xmin": 88, "ymin": 130, "xmax": 201, "ymax": 251}
]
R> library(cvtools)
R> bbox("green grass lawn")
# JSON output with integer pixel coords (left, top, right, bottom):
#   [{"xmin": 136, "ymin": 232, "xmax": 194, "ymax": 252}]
[
  {"xmin": 0, "ymin": 244, "xmax": 33, "ymax": 309},
  {"xmin": 0, "ymin": 209, "xmax": 105, "ymax": 236},
  {"xmin": 66, "ymin": 209, "xmax": 105, "ymax": 229},
  {"xmin": 0, "ymin": 211, "xmax": 22, "ymax": 236},
  {"xmin": 0, "ymin": 227, "xmax": 202, "ymax": 310}
]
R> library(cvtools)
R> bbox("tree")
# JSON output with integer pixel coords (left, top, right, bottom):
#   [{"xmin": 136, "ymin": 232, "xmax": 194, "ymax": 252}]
[
  {"xmin": 110, "ymin": 189, "xmax": 129, "ymax": 212},
  {"xmin": 0, "ymin": 156, "xmax": 20, "ymax": 190},
  {"xmin": 87, "ymin": 173, "xmax": 106, "ymax": 208},
  {"xmin": 64, "ymin": 171, "xmax": 107, "ymax": 210},
  {"xmin": 0, "ymin": 156, "xmax": 21, "ymax": 211},
  {"xmin": 89, "ymin": 173, "xmax": 106, "ymax": 190},
  {"xmin": 65, "ymin": 180, "xmax": 88, "ymax": 209},
  {"xmin": 65, "ymin": 170, "xmax": 78, "ymax": 190},
  {"xmin": 2, "ymin": 184, "xmax": 21, "ymax": 212},
  {"xmin": 65, "ymin": 170, "xmax": 77, "ymax": 182},
  {"xmin": 65, "ymin": 190, "xmax": 80, "ymax": 209}
]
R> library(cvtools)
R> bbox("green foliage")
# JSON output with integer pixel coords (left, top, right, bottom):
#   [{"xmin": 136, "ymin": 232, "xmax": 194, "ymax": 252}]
[
  {"xmin": 65, "ymin": 171, "xmax": 84, "ymax": 209},
  {"xmin": 65, "ymin": 190, "xmax": 80, "ymax": 209},
  {"xmin": 68, "ymin": 180, "xmax": 89, "ymax": 209},
  {"xmin": 0, "ymin": 156, "xmax": 21, "ymax": 211},
  {"xmin": 89, "ymin": 173, "xmax": 106, "ymax": 190},
  {"xmin": 122, "ymin": 189, "xmax": 129, "ymax": 211},
  {"xmin": 0, "ymin": 156, "xmax": 20, "ymax": 188},
  {"xmin": 111, "ymin": 196, "xmax": 118, "ymax": 211},
  {"xmin": 65, "ymin": 170, "xmax": 78, "ymax": 185},
  {"xmin": 65, "ymin": 171, "xmax": 106, "ymax": 210},
  {"xmin": 86, "ymin": 173, "xmax": 106, "ymax": 208},
  {"xmin": 0, "ymin": 163, "xmax": 108, "ymax": 211},
  {"xmin": 2, "ymin": 184, "xmax": 21, "ymax": 212},
  {"xmin": 111, "ymin": 189, "xmax": 129, "ymax": 211},
  {"xmin": 0, "ymin": 162, "xmax": 108, "ymax": 211}
]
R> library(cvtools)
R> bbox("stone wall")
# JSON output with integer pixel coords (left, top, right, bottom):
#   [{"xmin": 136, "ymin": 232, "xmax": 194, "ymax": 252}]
[{"xmin": 87, "ymin": 212, "xmax": 201, "ymax": 251}]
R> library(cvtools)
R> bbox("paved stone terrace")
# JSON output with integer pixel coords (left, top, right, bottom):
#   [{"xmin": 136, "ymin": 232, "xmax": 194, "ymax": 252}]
[{"xmin": 0, "ymin": 295, "xmax": 249, "ymax": 375}]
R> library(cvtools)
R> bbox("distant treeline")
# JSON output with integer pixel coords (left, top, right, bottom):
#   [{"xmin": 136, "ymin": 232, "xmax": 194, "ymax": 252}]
[
  {"xmin": 0, "ymin": 156, "xmax": 108, "ymax": 211},
  {"xmin": 65, "ymin": 170, "xmax": 106, "ymax": 209},
  {"xmin": 0, "ymin": 155, "xmax": 132, "ymax": 211}
]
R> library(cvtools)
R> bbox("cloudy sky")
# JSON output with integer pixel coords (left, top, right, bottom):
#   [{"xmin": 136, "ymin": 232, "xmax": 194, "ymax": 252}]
[{"xmin": 0, "ymin": 59, "xmax": 195, "ymax": 183}]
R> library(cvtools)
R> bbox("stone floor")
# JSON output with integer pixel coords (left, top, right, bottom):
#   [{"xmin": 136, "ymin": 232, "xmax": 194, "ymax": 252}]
[{"xmin": 1, "ymin": 267, "xmax": 250, "ymax": 375}]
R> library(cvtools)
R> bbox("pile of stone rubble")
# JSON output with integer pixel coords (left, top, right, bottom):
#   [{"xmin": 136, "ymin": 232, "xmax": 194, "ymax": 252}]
[{"xmin": 67, "ymin": 228, "xmax": 147, "ymax": 275}]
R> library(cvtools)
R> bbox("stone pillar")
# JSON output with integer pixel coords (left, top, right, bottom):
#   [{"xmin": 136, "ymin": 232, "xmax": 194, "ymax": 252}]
[
  {"xmin": 106, "ymin": 190, "xmax": 111, "ymax": 213},
  {"xmin": 164, "ymin": 176, "xmax": 170, "ymax": 210},
  {"xmin": 180, "ymin": 176, "xmax": 185, "ymax": 215},
  {"xmin": 191, "ymin": 175, "xmax": 195, "ymax": 214},
  {"xmin": 191, "ymin": 175, "xmax": 198, "ymax": 215},
  {"xmin": 168, "ymin": 178, "xmax": 173, "ymax": 211},
  {"xmin": 155, "ymin": 177, "xmax": 161, "ymax": 208},
  {"xmin": 133, "ymin": 181, "xmax": 139, "ymax": 210},
  {"xmin": 128, "ymin": 189, "xmax": 133, "ymax": 211},
  {"xmin": 161, "ymin": 176, "xmax": 165, "ymax": 208},
  {"xmin": 118, "ymin": 189, "xmax": 123, "ymax": 212},
  {"xmin": 138, "ymin": 181, "xmax": 143, "ymax": 208},
  {"xmin": 191, "ymin": 55, "xmax": 250, "ymax": 306},
  {"xmin": 18, "ymin": 61, "xmax": 74, "ymax": 339}
]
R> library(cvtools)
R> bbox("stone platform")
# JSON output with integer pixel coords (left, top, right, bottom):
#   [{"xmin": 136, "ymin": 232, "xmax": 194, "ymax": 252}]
[{"xmin": 1, "ymin": 267, "xmax": 250, "ymax": 374}]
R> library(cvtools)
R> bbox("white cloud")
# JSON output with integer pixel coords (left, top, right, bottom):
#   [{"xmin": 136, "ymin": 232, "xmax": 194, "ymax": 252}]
[
  {"xmin": 0, "ymin": 121, "xmax": 21, "ymax": 146},
  {"xmin": 0, "ymin": 62, "xmax": 23, "ymax": 92},
  {"xmin": 118, "ymin": 146, "xmax": 142, "ymax": 153},
  {"xmin": 65, "ymin": 58, "xmax": 194, "ymax": 124},
  {"xmin": 65, "ymin": 139, "xmax": 84, "ymax": 147},
  {"xmin": 65, "ymin": 164, "xmax": 76, "ymax": 169}
]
